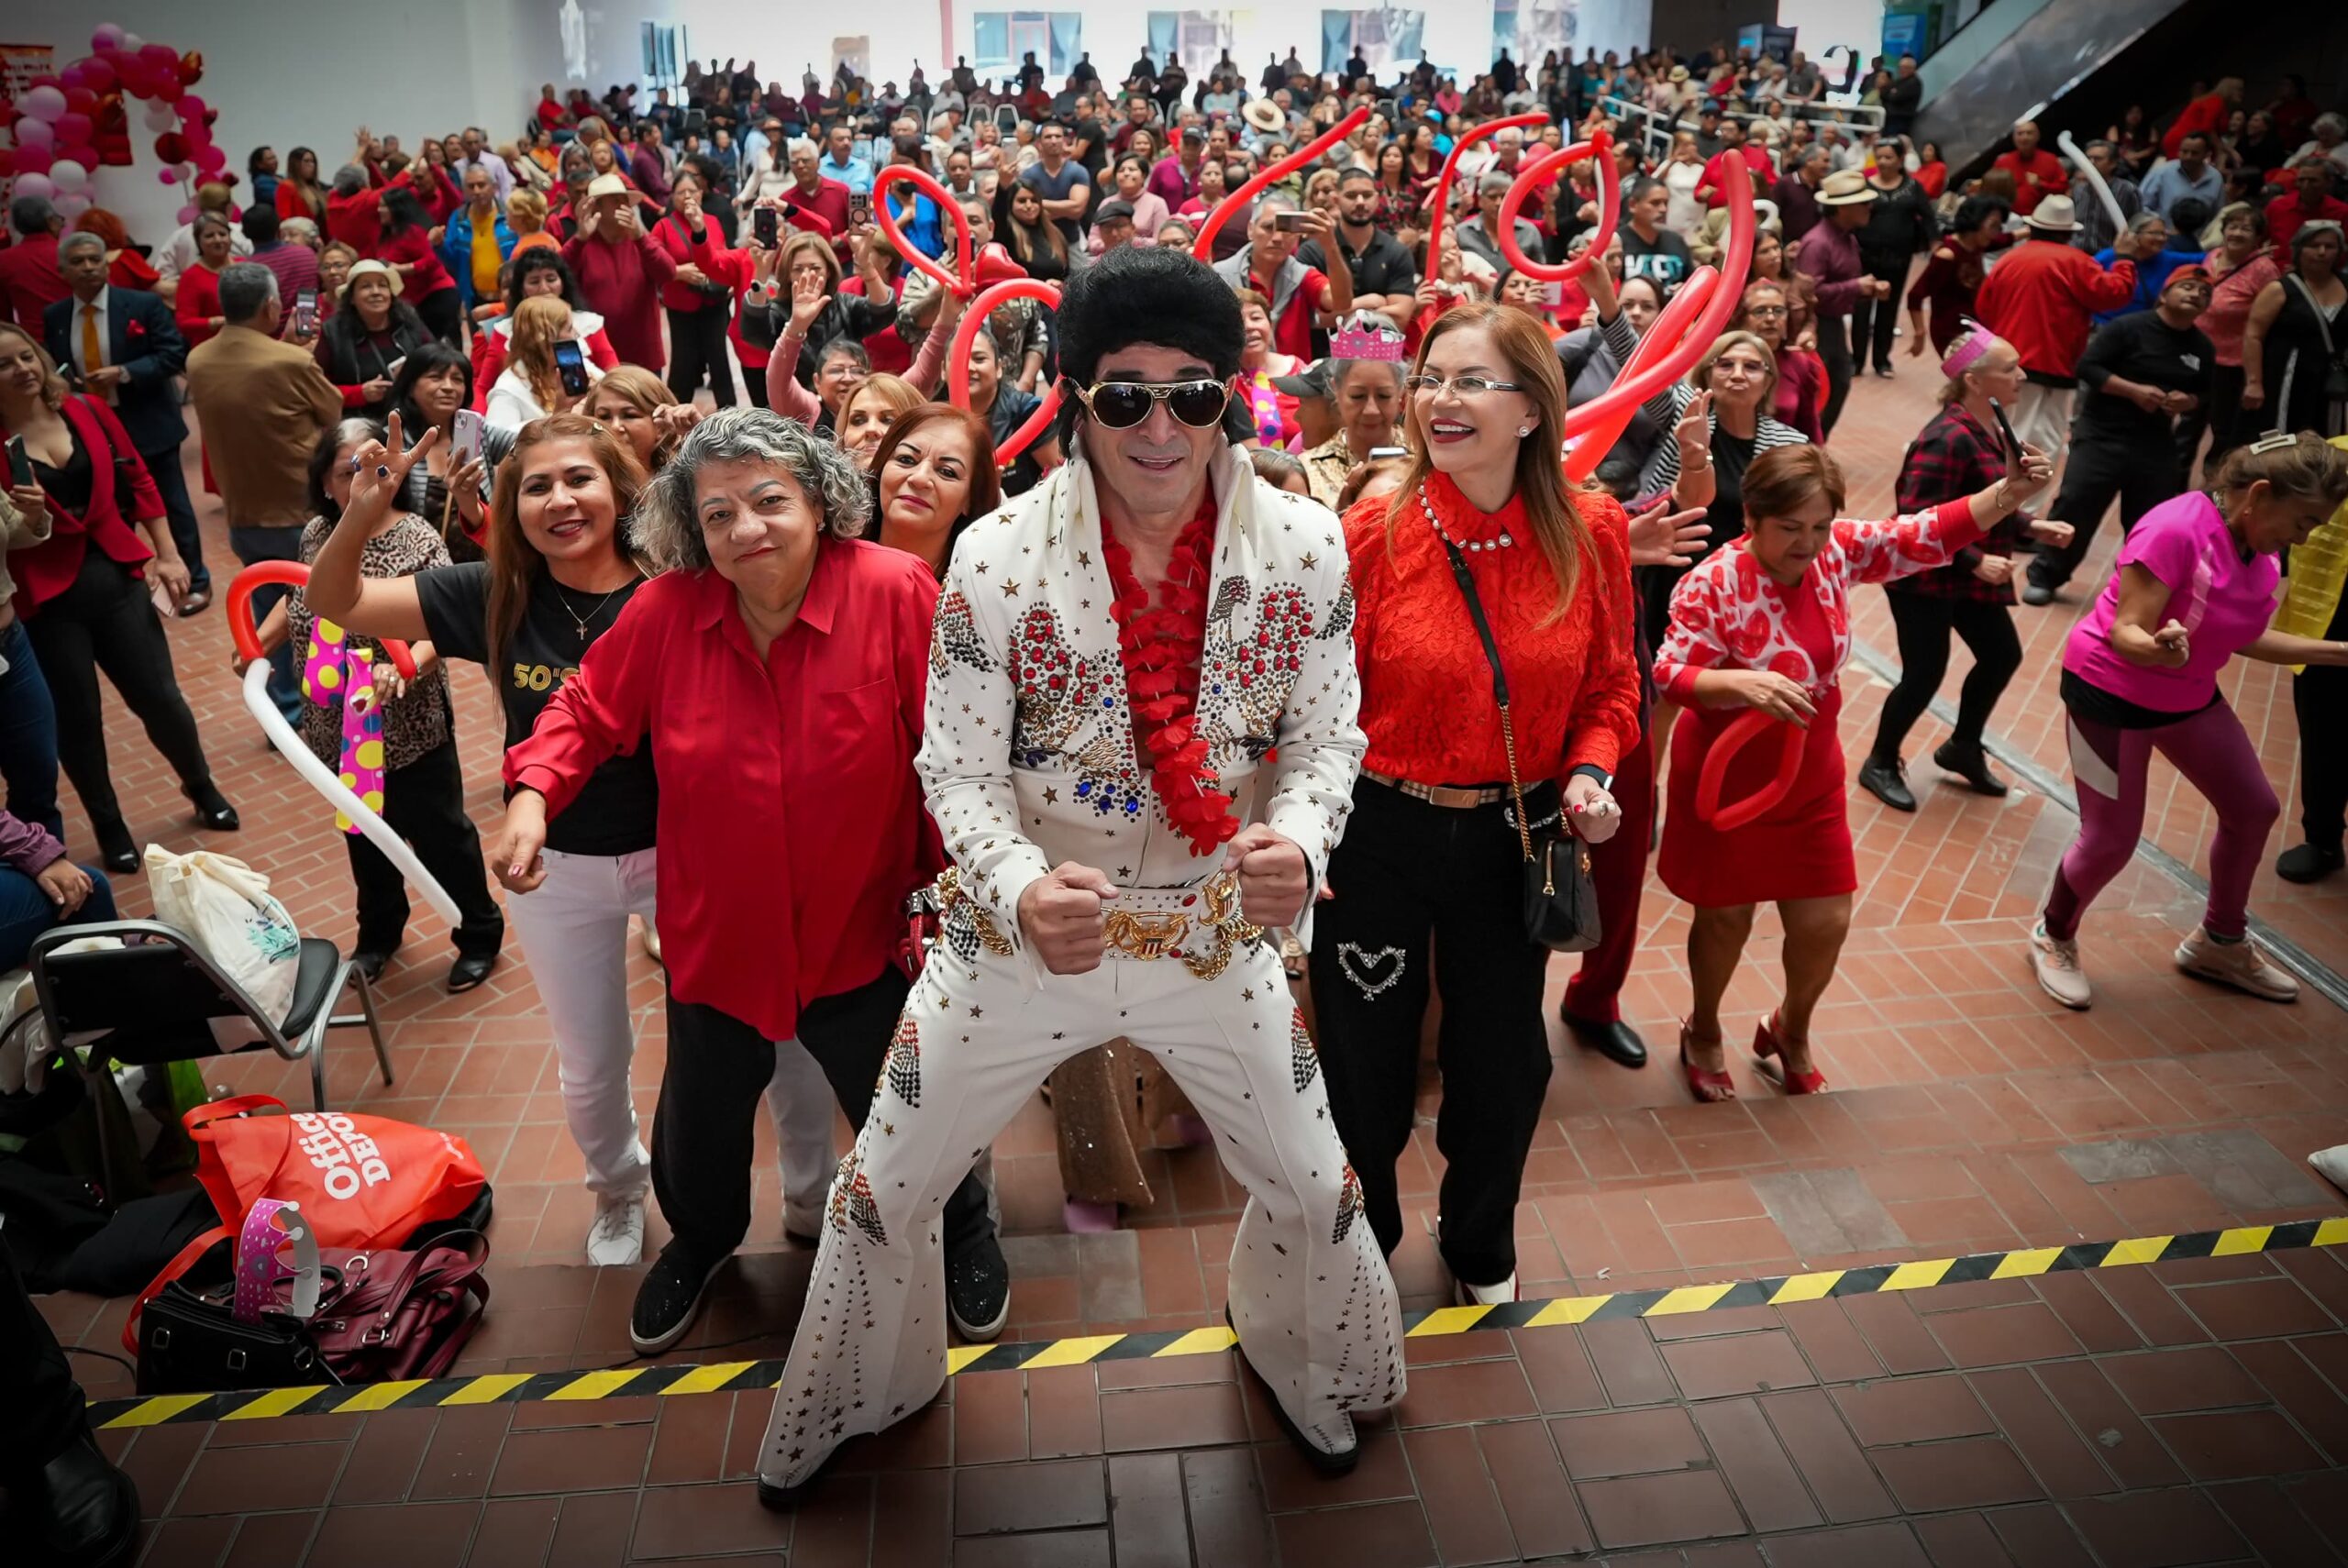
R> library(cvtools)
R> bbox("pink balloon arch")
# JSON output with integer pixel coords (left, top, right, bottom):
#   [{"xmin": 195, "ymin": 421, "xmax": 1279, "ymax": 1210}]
[{"xmin": 2, "ymin": 23, "xmax": 217, "ymax": 224}]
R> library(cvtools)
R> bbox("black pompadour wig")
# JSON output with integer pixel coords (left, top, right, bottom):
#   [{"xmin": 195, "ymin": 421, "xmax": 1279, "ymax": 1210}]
[{"xmin": 1051, "ymin": 245, "xmax": 1252, "ymax": 447}]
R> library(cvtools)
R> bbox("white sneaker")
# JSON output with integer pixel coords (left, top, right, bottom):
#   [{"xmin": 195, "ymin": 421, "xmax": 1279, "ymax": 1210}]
[
  {"xmin": 2310, "ymin": 1145, "xmax": 2348, "ymax": 1196},
  {"xmin": 2029, "ymin": 922, "xmax": 2091, "ymax": 1010},
  {"xmin": 586, "ymin": 1194, "xmax": 648, "ymax": 1266},
  {"xmin": 2176, "ymin": 927, "xmax": 2299, "ymax": 1003},
  {"xmin": 1455, "ymin": 1273, "xmax": 1518, "ymax": 1308}
]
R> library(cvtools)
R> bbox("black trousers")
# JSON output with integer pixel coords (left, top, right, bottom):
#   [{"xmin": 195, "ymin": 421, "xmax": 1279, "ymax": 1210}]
[
  {"xmin": 138, "ymin": 443, "xmax": 206, "ymax": 591},
  {"xmin": 415, "ymin": 286, "xmax": 463, "ymax": 346},
  {"xmin": 1816, "ymin": 314, "xmax": 1855, "ymax": 437},
  {"xmin": 0, "ymin": 1241, "xmax": 82, "ymax": 1475},
  {"xmin": 665, "ymin": 306, "xmax": 738, "ymax": 406},
  {"xmin": 1850, "ymin": 252, "xmax": 1910, "ymax": 371},
  {"xmin": 1309, "ymin": 779, "xmax": 1553, "ymax": 1287},
  {"xmin": 345, "ymin": 737, "xmax": 504, "ymax": 958},
  {"xmin": 2294, "ymin": 595, "xmax": 2348, "ymax": 851},
  {"xmin": 27, "ymin": 551, "xmax": 213, "ymax": 833},
  {"xmin": 742, "ymin": 362, "xmax": 770, "ymax": 408},
  {"xmin": 1873, "ymin": 592, "xmax": 2024, "ymax": 761},
  {"xmin": 657, "ymin": 967, "xmax": 994, "ymax": 1267},
  {"xmin": 2191, "ymin": 363, "xmax": 2250, "ymax": 485},
  {"xmin": 2028, "ymin": 429, "xmax": 2184, "ymax": 593}
]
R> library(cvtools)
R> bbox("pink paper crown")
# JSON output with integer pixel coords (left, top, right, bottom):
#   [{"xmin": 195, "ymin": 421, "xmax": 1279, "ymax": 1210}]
[{"xmin": 1332, "ymin": 317, "xmax": 1407, "ymax": 360}]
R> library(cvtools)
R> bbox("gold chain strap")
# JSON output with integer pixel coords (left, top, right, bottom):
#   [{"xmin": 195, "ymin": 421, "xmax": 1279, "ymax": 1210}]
[{"xmin": 1496, "ymin": 700, "xmax": 1534, "ymax": 866}]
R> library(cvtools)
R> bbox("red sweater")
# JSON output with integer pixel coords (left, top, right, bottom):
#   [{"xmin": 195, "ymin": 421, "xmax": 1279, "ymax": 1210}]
[
  {"xmin": 1973, "ymin": 237, "xmax": 2138, "ymax": 381},
  {"xmin": 276, "ymin": 182, "xmax": 329, "ymax": 227},
  {"xmin": 2163, "ymin": 93, "xmax": 2231, "ymax": 160},
  {"xmin": 327, "ymin": 187, "xmax": 382, "ymax": 257},
  {"xmin": 174, "ymin": 262, "xmax": 225, "ymax": 348},
  {"xmin": 650, "ymin": 211, "xmax": 727, "ymax": 313},
  {"xmin": 378, "ymin": 226, "xmax": 455, "ymax": 301},
  {"xmin": 560, "ymin": 231, "xmax": 677, "ymax": 370},
  {"xmin": 1990, "ymin": 149, "xmax": 2069, "ymax": 217}
]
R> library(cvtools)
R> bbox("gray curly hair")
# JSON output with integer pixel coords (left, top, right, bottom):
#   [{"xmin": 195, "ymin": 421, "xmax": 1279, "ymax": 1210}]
[{"xmin": 635, "ymin": 407, "xmax": 871, "ymax": 571}]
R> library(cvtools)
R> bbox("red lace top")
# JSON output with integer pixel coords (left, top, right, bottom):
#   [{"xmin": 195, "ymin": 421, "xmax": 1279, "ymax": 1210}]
[{"xmin": 1343, "ymin": 471, "xmax": 1639, "ymax": 788}]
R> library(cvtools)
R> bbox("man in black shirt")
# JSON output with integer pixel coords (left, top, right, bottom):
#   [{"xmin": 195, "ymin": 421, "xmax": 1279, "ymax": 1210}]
[
  {"xmin": 2024, "ymin": 268, "xmax": 2217, "ymax": 602},
  {"xmin": 1299, "ymin": 169, "xmax": 1420, "ymax": 319},
  {"xmin": 1070, "ymin": 92, "xmax": 1110, "ymax": 213}
]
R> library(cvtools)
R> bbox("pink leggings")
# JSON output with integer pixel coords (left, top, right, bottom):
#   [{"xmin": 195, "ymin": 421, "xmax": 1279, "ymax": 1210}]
[{"xmin": 2043, "ymin": 700, "xmax": 2280, "ymax": 943}]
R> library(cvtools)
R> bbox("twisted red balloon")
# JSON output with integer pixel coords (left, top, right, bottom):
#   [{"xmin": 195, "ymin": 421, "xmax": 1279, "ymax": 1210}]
[
  {"xmin": 948, "ymin": 277, "xmax": 1063, "ymax": 465},
  {"xmin": 1556, "ymin": 149, "xmax": 1756, "ymax": 485},
  {"xmin": 227, "ymin": 560, "xmax": 417, "ymax": 679},
  {"xmin": 1191, "ymin": 105, "xmax": 1371, "ymax": 261},
  {"xmin": 1561, "ymin": 259, "xmax": 1717, "ymax": 482},
  {"xmin": 1694, "ymin": 708, "xmax": 1809, "ymax": 830},
  {"xmin": 872, "ymin": 163, "xmax": 976, "ymax": 299},
  {"xmin": 1420, "ymin": 112, "xmax": 1549, "ymax": 288},
  {"xmin": 1495, "ymin": 129, "xmax": 1620, "ymax": 285}
]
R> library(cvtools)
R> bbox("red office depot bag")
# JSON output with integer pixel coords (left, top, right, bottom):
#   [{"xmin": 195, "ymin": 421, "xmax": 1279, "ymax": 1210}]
[{"xmin": 184, "ymin": 1095, "xmax": 488, "ymax": 1251}]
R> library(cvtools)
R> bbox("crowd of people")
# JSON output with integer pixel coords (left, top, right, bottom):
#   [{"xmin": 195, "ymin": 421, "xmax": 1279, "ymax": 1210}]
[{"xmin": 5, "ymin": 33, "xmax": 2348, "ymax": 1551}]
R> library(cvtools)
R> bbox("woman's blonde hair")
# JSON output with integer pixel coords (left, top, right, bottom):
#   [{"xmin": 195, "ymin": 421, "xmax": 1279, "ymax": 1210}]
[
  {"xmin": 1385, "ymin": 302, "xmax": 1602, "ymax": 622},
  {"xmin": 2216, "ymin": 431, "xmax": 2348, "ymax": 512},
  {"xmin": 508, "ymin": 295, "xmax": 575, "ymax": 413},
  {"xmin": 581, "ymin": 366, "xmax": 681, "ymax": 463},
  {"xmin": 0, "ymin": 324, "xmax": 68, "ymax": 412},
  {"xmin": 779, "ymin": 231, "xmax": 842, "ymax": 291},
  {"xmin": 505, "ymin": 187, "xmax": 548, "ymax": 234},
  {"xmin": 1690, "ymin": 329, "xmax": 1780, "ymax": 403},
  {"xmin": 841, "ymin": 373, "xmax": 926, "ymax": 440}
]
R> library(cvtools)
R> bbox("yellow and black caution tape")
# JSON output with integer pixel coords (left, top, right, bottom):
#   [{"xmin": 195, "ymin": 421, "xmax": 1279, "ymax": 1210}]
[{"xmin": 93, "ymin": 1215, "xmax": 2348, "ymax": 1430}]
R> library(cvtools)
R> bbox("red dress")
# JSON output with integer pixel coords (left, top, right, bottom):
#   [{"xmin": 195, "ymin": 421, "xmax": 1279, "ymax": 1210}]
[{"xmin": 1659, "ymin": 580, "xmax": 1855, "ymax": 907}]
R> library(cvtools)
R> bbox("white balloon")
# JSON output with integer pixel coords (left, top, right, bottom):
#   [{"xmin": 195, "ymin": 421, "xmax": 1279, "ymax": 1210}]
[
  {"xmin": 54, "ymin": 193, "xmax": 93, "ymax": 221},
  {"xmin": 143, "ymin": 102, "xmax": 177, "ymax": 131},
  {"xmin": 16, "ymin": 117, "xmax": 54, "ymax": 149},
  {"xmin": 50, "ymin": 159, "xmax": 90, "ymax": 193},
  {"xmin": 11, "ymin": 173, "xmax": 54, "ymax": 203},
  {"xmin": 122, "ymin": 32, "xmax": 143, "ymax": 50}
]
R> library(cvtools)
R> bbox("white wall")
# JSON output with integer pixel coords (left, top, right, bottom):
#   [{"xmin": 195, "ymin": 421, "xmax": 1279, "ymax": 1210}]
[{"xmin": 1, "ymin": 0, "xmax": 670, "ymax": 240}]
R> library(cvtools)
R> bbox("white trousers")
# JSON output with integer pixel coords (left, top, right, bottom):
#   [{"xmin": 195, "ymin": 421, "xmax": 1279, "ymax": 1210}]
[
  {"xmin": 2010, "ymin": 381, "xmax": 2076, "ymax": 477},
  {"xmin": 758, "ymin": 937, "xmax": 1406, "ymax": 1485},
  {"xmin": 504, "ymin": 847, "xmax": 834, "ymax": 1213}
]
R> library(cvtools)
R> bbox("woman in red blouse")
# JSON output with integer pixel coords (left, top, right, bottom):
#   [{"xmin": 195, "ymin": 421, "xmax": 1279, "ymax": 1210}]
[
  {"xmin": 494, "ymin": 407, "xmax": 1005, "ymax": 1358},
  {"xmin": 172, "ymin": 215, "xmax": 235, "ymax": 350},
  {"xmin": 375, "ymin": 185, "xmax": 462, "ymax": 346},
  {"xmin": 1653, "ymin": 444, "xmax": 2050, "ymax": 1102},
  {"xmin": 1314, "ymin": 304, "xmax": 1638, "ymax": 1309},
  {"xmin": 276, "ymin": 147, "xmax": 331, "ymax": 228}
]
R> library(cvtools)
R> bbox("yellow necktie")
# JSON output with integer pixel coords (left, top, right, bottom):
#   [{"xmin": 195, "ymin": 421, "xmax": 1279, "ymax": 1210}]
[{"xmin": 81, "ymin": 306, "xmax": 105, "ymax": 401}]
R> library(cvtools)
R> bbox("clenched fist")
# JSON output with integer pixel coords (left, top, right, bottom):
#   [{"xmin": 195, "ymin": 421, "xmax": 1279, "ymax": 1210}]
[
  {"xmin": 1223, "ymin": 824, "xmax": 1310, "ymax": 928},
  {"xmin": 1018, "ymin": 862, "xmax": 1118, "ymax": 975}
]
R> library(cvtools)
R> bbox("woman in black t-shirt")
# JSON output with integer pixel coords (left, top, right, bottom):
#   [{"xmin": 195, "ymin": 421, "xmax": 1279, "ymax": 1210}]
[{"xmin": 301, "ymin": 411, "xmax": 835, "ymax": 1269}]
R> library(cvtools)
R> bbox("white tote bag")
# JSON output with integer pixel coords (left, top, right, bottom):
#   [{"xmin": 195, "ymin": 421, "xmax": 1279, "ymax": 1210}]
[{"xmin": 144, "ymin": 847, "xmax": 302, "ymax": 1026}]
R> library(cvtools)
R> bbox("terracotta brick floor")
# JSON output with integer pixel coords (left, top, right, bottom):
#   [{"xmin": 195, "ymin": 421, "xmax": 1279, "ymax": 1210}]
[{"xmin": 32, "ymin": 351, "xmax": 2348, "ymax": 1564}]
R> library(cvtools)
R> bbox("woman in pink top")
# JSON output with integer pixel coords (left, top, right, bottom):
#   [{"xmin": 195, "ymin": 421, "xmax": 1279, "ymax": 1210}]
[
  {"xmin": 2196, "ymin": 204, "xmax": 2285, "ymax": 476},
  {"xmin": 2030, "ymin": 434, "xmax": 2348, "ymax": 1010}
]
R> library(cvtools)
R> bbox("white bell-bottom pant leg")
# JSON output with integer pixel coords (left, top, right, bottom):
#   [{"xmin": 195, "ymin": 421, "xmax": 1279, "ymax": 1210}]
[{"xmin": 756, "ymin": 941, "xmax": 1405, "ymax": 1486}]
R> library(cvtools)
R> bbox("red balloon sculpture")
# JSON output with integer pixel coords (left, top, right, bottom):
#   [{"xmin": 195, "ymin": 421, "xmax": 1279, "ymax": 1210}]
[
  {"xmin": 1418, "ymin": 111, "xmax": 1548, "ymax": 287},
  {"xmin": 1695, "ymin": 708, "xmax": 1810, "ymax": 830},
  {"xmin": 948, "ymin": 278, "xmax": 1064, "ymax": 466},
  {"xmin": 1494, "ymin": 130, "xmax": 1620, "ymax": 286},
  {"xmin": 871, "ymin": 163, "xmax": 975, "ymax": 300},
  {"xmin": 1191, "ymin": 105, "xmax": 1371, "ymax": 261},
  {"xmin": 227, "ymin": 559, "xmax": 418, "ymax": 679}
]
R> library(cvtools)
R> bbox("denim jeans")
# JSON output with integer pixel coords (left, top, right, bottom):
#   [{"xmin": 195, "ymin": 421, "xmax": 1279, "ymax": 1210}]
[
  {"xmin": 0, "ymin": 862, "xmax": 116, "ymax": 971},
  {"xmin": 0, "ymin": 619, "xmax": 61, "ymax": 841},
  {"xmin": 228, "ymin": 524, "xmax": 306, "ymax": 727}
]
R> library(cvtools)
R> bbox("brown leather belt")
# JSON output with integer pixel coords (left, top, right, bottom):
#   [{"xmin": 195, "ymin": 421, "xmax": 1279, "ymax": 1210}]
[{"xmin": 1359, "ymin": 768, "xmax": 1510, "ymax": 809}]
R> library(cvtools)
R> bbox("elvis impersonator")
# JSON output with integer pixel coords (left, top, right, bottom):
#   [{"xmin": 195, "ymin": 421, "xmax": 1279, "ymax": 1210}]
[{"xmin": 756, "ymin": 247, "xmax": 1407, "ymax": 1502}]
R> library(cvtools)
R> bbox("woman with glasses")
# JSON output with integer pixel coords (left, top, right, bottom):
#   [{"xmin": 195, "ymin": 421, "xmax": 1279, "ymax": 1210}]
[
  {"xmin": 1656, "ymin": 442, "xmax": 2051, "ymax": 1102},
  {"xmin": 1314, "ymin": 304, "xmax": 1637, "ymax": 1309},
  {"xmin": 1733, "ymin": 281, "xmax": 1827, "ymax": 443}
]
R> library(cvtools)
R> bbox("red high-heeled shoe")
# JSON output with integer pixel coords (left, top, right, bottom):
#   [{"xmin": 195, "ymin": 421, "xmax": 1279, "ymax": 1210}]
[
  {"xmin": 1753, "ymin": 1011, "xmax": 1828, "ymax": 1094},
  {"xmin": 1678, "ymin": 1022, "xmax": 1736, "ymax": 1103}
]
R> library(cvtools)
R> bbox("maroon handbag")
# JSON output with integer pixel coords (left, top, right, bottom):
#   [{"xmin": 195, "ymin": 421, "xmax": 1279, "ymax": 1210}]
[{"xmin": 307, "ymin": 1234, "xmax": 491, "ymax": 1383}]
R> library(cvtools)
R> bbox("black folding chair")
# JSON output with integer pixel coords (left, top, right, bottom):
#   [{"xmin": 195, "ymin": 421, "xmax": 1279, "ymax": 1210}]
[{"xmin": 29, "ymin": 922, "xmax": 393, "ymax": 1186}]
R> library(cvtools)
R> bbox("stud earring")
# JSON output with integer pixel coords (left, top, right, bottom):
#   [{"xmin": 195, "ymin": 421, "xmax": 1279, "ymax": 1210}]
[{"xmin": 1516, "ymin": 425, "xmax": 1532, "ymax": 437}]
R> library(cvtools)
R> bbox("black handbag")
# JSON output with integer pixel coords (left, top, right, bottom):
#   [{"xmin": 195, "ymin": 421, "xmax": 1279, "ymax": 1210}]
[
  {"xmin": 1434, "ymin": 531, "xmax": 1603, "ymax": 953},
  {"xmin": 130, "ymin": 1233, "xmax": 334, "ymax": 1395}
]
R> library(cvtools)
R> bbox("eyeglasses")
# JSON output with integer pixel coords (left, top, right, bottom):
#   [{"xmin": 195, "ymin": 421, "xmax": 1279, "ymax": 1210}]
[
  {"xmin": 1074, "ymin": 380, "xmax": 1232, "ymax": 429},
  {"xmin": 1403, "ymin": 373, "xmax": 1523, "ymax": 397},
  {"xmin": 1744, "ymin": 304, "xmax": 1789, "ymax": 319}
]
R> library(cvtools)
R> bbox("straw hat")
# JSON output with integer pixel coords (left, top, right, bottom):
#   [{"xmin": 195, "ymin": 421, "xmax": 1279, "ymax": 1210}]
[
  {"xmin": 338, "ymin": 259, "xmax": 403, "ymax": 301},
  {"xmin": 1242, "ymin": 97, "xmax": 1284, "ymax": 135},
  {"xmin": 584, "ymin": 172, "xmax": 631, "ymax": 204},
  {"xmin": 1817, "ymin": 169, "xmax": 1877, "ymax": 206},
  {"xmin": 2024, "ymin": 194, "xmax": 2081, "ymax": 232}
]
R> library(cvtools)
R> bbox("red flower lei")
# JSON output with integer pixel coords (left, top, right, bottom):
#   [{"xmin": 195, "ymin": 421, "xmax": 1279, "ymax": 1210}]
[{"xmin": 1102, "ymin": 502, "xmax": 1239, "ymax": 856}]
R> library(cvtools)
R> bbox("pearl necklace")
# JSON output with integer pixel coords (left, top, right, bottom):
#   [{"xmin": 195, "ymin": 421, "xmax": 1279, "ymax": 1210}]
[{"xmin": 1418, "ymin": 483, "xmax": 1515, "ymax": 553}]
